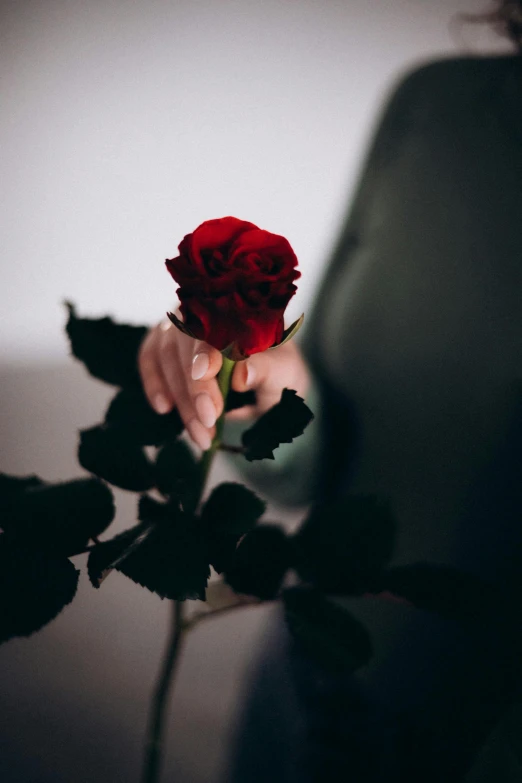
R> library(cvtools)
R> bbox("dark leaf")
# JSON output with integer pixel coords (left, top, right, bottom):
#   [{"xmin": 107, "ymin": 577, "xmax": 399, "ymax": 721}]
[
  {"xmin": 293, "ymin": 495, "xmax": 396, "ymax": 595},
  {"xmin": 283, "ymin": 586, "xmax": 373, "ymax": 673},
  {"xmin": 0, "ymin": 478, "xmax": 115, "ymax": 557},
  {"xmin": 201, "ymin": 482, "xmax": 266, "ymax": 574},
  {"xmin": 79, "ymin": 425, "xmax": 155, "ymax": 491},
  {"xmin": 0, "ymin": 473, "xmax": 46, "ymax": 510},
  {"xmin": 155, "ymin": 440, "xmax": 199, "ymax": 510},
  {"xmin": 225, "ymin": 524, "xmax": 290, "ymax": 599},
  {"xmin": 207, "ymin": 533, "xmax": 242, "ymax": 575},
  {"xmin": 65, "ymin": 301, "xmax": 147, "ymax": 387},
  {"xmin": 372, "ymin": 563, "xmax": 501, "ymax": 624},
  {"xmin": 89, "ymin": 497, "xmax": 209, "ymax": 600},
  {"xmin": 0, "ymin": 535, "xmax": 79, "ymax": 644},
  {"xmin": 138, "ymin": 493, "xmax": 170, "ymax": 524},
  {"xmin": 225, "ymin": 389, "xmax": 256, "ymax": 413},
  {"xmin": 105, "ymin": 387, "xmax": 183, "ymax": 446},
  {"xmin": 201, "ymin": 482, "xmax": 265, "ymax": 535},
  {"xmin": 87, "ymin": 520, "xmax": 153, "ymax": 587},
  {"xmin": 242, "ymin": 388, "xmax": 314, "ymax": 461}
]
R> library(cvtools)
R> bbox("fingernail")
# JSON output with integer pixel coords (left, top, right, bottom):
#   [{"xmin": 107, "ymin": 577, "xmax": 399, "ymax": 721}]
[
  {"xmin": 187, "ymin": 418, "xmax": 212, "ymax": 451},
  {"xmin": 245, "ymin": 362, "xmax": 256, "ymax": 388},
  {"xmin": 192, "ymin": 352, "xmax": 210, "ymax": 380},
  {"xmin": 195, "ymin": 393, "xmax": 217, "ymax": 428},
  {"xmin": 153, "ymin": 393, "xmax": 171, "ymax": 414}
]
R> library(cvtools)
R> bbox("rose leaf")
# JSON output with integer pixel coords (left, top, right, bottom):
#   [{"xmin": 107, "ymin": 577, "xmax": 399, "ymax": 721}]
[
  {"xmin": 0, "ymin": 477, "xmax": 115, "ymax": 557},
  {"xmin": 206, "ymin": 533, "xmax": 242, "ymax": 575},
  {"xmin": 65, "ymin": 301, "xmax": 147, "ymax": 387},
  {"xmin": 201, "ymin": 483, "xmax": 266, "ymax": 574},
  {"xmin": 87, "ymin": 519, "xmax": 154, "ymax": 588},
  {"xmin": 79, "ymin": 425, "xmax": 155, "ymax": 492},
  {"xmin": 0, "ymin": 535, "xmax": 79, "ymax": 644},
  {"xmin": 0, "ymin": 472, "xmax": 47, "ymax": 519},
  {"xmin": 88, "ymin": 496, "xmax": 210, "ymax": 601},
  {"xmin": 155, "ymin": 440, "xmax": 199, "ymax": 510},
  {"xmin": 0, "ymin": 473, "xmax": 46, "ymax": 505},
  {"xmin": 293, "ymin": 495, "xmax": 396, "ymax": 595},
  {"xmin": 201, "ymin": 482, "xmax": 266, "ymax": 536},
  {"xmin": 283, "ymin": 586, "xmax": 373, "ymax": 673},
  {"xmin": 241, "ymin": 388, "xmax": 314, "ymax": 461},
  {"xmin": 105, "ymin": 387, "xmax": 183, "ymax": 446},
  {"xmin": 225, "ymin": 524, "xmax": 290, "ymax": 599}
]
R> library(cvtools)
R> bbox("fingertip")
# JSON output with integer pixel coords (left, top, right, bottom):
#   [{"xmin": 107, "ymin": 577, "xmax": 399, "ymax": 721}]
[
  {"xmin": 231, "ymin": 360, "xmax": 249, "ymax": 392},
  {"xmin": 245, "ymin": 360, "xmax": 256, "ymax": 389},
  {"xmin": 192, "ymin": 344, "xmax": 223, "ymax": 381},
  {"xmin": 209, "ymin": 346, "xmax": 224, "ymax": 375},
  {"xmin": 153, "ymin": 392, "xmax": 172, "ymax": 415},
  {"xmin": 192, "ymin": 351, "xmax": 210, "ymax": 380},
  {"xmin": 186, "ymin": 418, "xmax": 213, "ymax": 451}
]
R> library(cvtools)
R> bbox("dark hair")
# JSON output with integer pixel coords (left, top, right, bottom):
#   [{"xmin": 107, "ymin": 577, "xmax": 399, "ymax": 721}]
[{"xmin": 464, "ymin": 1, "xmax": 522, "ymax": 49}]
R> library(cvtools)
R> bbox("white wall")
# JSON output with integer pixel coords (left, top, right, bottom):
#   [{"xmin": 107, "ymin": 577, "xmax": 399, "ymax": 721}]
[{"xmin": 1, "ymin": 0, "xmax": 508, "ymax": 366}]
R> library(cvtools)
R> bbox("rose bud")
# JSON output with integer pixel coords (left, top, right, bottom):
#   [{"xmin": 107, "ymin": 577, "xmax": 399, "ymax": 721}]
[{"xmin": 165, "ymin": 216, "xmax": 301, "ymax": 359}]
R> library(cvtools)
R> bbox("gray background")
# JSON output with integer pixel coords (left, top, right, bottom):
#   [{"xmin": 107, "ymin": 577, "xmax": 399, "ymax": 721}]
[{"xmin": 0, "ymin": 2, "xmax": 509, "ymax": 781}]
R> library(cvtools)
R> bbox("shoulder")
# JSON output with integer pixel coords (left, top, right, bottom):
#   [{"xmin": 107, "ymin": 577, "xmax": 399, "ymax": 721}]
[
  {"xmin": 386, "ymin": 54, "xmax": 517, "ymax": 106},
  {"xmin": 371, "ymin": 55, "xmax": 518, "ymax": 139}
]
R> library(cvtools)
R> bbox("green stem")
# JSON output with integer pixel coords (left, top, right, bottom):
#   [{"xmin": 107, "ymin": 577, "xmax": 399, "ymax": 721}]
[
  {"xmin": 141, "ymin": 601, "xmax": 185, "ymax": 783},
  {"xmin": 197, "ymin": 355, "xmax": 236, "ymax": 501},
  {"xmin": 140, "ymin": 356, "xmax": 236, "ymax": 783}
]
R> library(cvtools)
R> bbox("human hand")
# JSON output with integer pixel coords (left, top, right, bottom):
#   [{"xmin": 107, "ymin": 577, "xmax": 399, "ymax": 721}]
[{"xmin": 138, "ymin": 319, "xmax": 311, "ymax": 451}]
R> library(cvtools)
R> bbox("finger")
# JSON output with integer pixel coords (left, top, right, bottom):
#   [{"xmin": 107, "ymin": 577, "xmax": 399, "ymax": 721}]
[
  {"xmin": 230, "ymin": 351, "xmax": 283, "ymax": 411},
  {"xmin": 190, "ymin": 341, "xmax": 223, "ymax": 382},
  {"xmin": 231, "ymin": 360, "xmax": 255, "ymax": 393},
  {"xmin": 138, "ymin": 328, "xmax": 174, "ymax": 414},
  {"xmin": 231, "ymin": 343, "xmax": 310, "ymax": 414},
  {"xmin": 174, "ymin": 337, "xmax": 225, "ymax": 430},
  {"xmin": 157, "ymin": 331, "xmax": 208, "ymax": 444},
  {"xmin": 158, "ymin": 331, "xmax": 215, "ymax": 451}
]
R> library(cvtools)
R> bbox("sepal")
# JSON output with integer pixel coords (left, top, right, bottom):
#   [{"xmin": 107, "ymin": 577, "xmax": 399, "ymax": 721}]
[
  {"xmin": 166, "ymin": 311, "xmax": 197, "ymax": 339},
  {"xmin": 221, "ymin": 342, "xmax": 247, "ymax": 362},
  {"xmin": 270, "ymin": 313, "xmax": 304, "ymax": 350}
]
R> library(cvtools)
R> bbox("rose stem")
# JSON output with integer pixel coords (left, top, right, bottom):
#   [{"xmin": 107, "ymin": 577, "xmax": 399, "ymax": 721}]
[
  {"xmin": 140, "ymin": 600, "xmax": 184, "ymax": 783},
  {"xmin": 140, "ymin": 355, "xmax": 236, "ymax": 783}
]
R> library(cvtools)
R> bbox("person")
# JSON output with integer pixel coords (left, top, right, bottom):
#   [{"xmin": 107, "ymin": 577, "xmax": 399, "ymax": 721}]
[{"xmin": 139, "ymin": 2, "xmax": 522, "ymax": 779}]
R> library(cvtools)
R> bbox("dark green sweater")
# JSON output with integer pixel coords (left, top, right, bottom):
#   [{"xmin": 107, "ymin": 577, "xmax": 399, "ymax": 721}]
[
  {"xmin": 235, "ymin": 54, "xmax": 522, "ymax": 579},
  {"xmin": 228, "ymin": 55, "xmax": 522, "ymax": 781}
]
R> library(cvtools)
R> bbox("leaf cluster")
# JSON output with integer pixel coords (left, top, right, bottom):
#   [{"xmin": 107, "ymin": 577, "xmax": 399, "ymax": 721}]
[
  {"xmin": 0, "ymin": 473, "xmax": 115, "ymax": 643},
  {"xmin": 60, "ymin": 305, "xmax": 315, "ymax": 608},
  {"xmin": 64, "ymin": 306, "xmax": 288, "ymax": 603},
  {"xmin": 86, "ymin": 483, "xmax": 271, "ymax": 603},
  {"xmin": 5, "ymin": 305, "xmax": 491, "ymax": 678}
]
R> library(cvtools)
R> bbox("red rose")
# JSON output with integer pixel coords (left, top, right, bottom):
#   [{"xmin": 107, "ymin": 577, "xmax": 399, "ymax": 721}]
[{"xmin": 165, "ymin": 216, "xmax": 300, "ymax": 358}]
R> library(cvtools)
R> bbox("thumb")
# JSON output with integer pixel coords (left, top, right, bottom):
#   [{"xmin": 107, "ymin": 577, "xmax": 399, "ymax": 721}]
[{"xmin": 231, "ymin": 343, "xmax": 309, "ymax": 415}]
